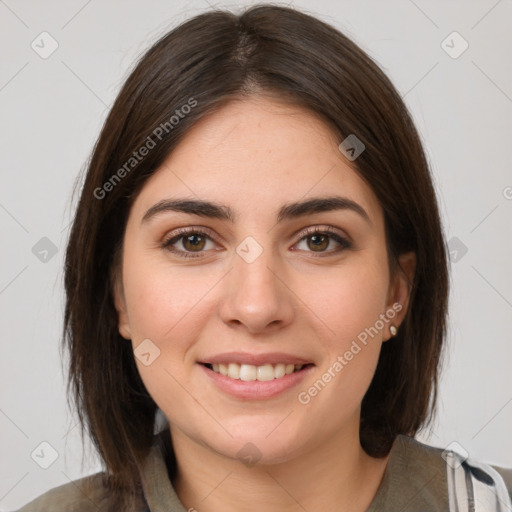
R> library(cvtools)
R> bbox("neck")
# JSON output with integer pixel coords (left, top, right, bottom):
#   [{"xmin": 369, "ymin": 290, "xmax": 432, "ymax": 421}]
[{"xmin": 170, "ymin": 425, "xmax": 390, "ymax": 512}]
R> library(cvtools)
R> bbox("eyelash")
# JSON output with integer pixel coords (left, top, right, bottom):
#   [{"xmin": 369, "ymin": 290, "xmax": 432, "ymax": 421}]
[{"xmin": 161, "ymin": 226, "xmax": 352, "ymax": 259}]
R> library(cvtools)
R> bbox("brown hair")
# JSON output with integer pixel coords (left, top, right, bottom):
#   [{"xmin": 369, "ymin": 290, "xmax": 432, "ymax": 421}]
[{"xmin": 63, "ymin": 4, "xmax": 448, "ymax": 509}]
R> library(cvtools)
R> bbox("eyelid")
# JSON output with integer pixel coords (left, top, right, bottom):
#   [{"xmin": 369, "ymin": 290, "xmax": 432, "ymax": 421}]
[
  {"xmin": 161, "ymin": 224, "xmax": 352, "ymax": 257},
  {"xmin": 162, "ymin": 224, "xmax": 349, "ymax": 243},
  {"xmin": 291, "ymin": 225, "xmax": 353, "ymax": 255},
  {"xmin": 162, "ymin": 225, "xmax": 219, "ymax": 243},
  {"xmin": 294, "ymin": 224, "xmax": 350, "ymax": 241},
  {"xmin": 160, "ymin": 226, "xmax": 222, "ymax": 259}
]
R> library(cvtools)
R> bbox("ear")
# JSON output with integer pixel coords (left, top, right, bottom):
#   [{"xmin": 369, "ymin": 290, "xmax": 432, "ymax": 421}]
[
  {"xmin": 112, "ymin": 272, "xmax": 132, "ymax": 340},
  {"xmin": 384, "ymin": 251, "xmax": 416, "ymax": 341}
]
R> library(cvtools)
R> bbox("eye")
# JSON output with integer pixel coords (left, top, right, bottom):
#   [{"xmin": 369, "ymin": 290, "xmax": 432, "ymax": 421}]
[
  {"xmin": 161, "ymin": 228, "xmax": 218, "ymax": 259},
  {"xmin": 293, "ymin": 226, "xmax": 352, "ymax": 256},
  {"xmin": 161, "ymin": 225, "xmax": 352, "ymax": 259}
]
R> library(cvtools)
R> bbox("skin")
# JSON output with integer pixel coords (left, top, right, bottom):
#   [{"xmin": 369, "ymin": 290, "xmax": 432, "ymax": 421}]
[{"xmin": 114, "ymin": 96, "xmax": 415, "ymax": 512}]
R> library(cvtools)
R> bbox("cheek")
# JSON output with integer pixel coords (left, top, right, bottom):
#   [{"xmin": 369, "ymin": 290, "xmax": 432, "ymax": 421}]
[
  {"xmin": 296, "ymin": 260, "xmax": 389, "ymax": 401},
  {"xmin": 122, "ymin": 247, "xmax": 216, "ymax": 342},
  {"xmin": 122, "ymin": 257, "xmax": 223, "ymax": 407},
  {"xmin": 124, "ymin": 264, "xmax": 216, "ymax": 412},
  {"xmin": 303, "ymin": 259, "xmax": 389, "ymax": 342}
]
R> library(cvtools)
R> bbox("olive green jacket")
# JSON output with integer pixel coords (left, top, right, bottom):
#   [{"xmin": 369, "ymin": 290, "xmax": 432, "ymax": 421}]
[{"xmin": 14, "ymin": 432, "xmax": 512, "ymax": 511}]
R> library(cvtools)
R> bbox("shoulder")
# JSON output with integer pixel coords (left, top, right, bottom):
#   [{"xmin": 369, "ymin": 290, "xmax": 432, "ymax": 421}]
[
  {"xmin": 391, "ymin": 435, "xmax": 512, "ymax": 503},
  {"xmin": 491, "ymin": 465, "xmax": 512, "ymax": 501},
  {"xmin": 13, "ymin": 471, "xmax": 111, "ymax": 512},
  {"xmin": 13, "ymin": 430, "xmax": 172, "ymax": 512},
  {"xmin": 370, "ymin": 435, "xmax": 512, "ymax": 511},
  {"xmin": 383, "ymin": 434, "xmax": 450, "ymax": 509}
]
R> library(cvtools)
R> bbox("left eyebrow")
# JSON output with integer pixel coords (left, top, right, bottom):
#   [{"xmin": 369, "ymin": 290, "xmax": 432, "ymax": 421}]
[
  {"xmin": 277, "ymin": 196, "xmax": 371, "ymax": 225},
  {"xmin": 141, "ymin": 195, "xmax": 371, "ymax": 225}
]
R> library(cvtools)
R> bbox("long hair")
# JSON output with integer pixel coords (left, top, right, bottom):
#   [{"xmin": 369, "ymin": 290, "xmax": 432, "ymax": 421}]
[{"xmin": 63, "ymin": 4, "xmax": 449, "ymax": 509}]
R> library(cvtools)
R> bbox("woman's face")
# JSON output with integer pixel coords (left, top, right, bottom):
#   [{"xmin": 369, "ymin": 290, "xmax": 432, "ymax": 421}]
[{"xmin": 114, "ymin": 96, "xmax": 413, "ymax": 464}]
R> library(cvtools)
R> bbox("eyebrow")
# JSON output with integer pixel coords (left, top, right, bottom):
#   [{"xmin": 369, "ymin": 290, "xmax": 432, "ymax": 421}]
[{"xmin": 141, "ymin": 196, "xmax": 371, "ymax": 225}]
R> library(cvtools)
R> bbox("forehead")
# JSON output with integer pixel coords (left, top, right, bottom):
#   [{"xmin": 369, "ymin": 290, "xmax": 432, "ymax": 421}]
[{"xmin": 131, "ymin": 96, "xmax": 383, "ymax": 225}]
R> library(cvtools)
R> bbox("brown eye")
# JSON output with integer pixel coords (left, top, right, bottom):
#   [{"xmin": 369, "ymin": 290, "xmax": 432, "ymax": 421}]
[
  {"xmin": 162, "ymin": 229, "xmax": 217, "ymax": 258},
  {"xmin": 181, "ymin": 233, "xmax": 207, "ymax": 251},
  {"xmin": 306, "ymin": 234, "xmax": 330, "ymax": 251},
  {"xmin": 294, "ymin": 227, "xmax": 352, "ymax": 256}
]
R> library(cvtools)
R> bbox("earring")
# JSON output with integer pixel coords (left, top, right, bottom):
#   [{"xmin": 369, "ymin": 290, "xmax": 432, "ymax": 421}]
[{"xmin": 390, "ymin": 325, "xmax": 398, "ymax": 337}]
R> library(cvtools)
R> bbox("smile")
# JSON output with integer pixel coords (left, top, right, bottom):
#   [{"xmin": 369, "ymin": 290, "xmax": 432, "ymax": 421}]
[
  {"xmin": 205, "ymin": 362, "xmax": 308, "ymax": 381},
  {"xmin": 199, "ymin": 361, "xmax": 314, "ymax": 400}
]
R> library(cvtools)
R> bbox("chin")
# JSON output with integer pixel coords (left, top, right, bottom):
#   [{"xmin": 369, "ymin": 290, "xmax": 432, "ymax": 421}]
[{"xmin": 212, "ymin": 422, "xmax": 307, "ymax": 466}]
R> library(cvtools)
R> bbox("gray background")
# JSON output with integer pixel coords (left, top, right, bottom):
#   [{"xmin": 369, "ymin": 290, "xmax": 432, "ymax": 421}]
[{"xmin": 1, "ymin": 0, "xmax": 511, "ymax": 509}]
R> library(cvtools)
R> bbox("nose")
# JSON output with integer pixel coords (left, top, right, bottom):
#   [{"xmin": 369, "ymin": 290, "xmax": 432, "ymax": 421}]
[{"xmin": 218, "ymin": 246, "xmax": 295, "ymax": 334}]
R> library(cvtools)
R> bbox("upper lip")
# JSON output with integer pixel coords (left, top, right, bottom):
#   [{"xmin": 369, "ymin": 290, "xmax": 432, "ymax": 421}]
[{"xmin": 198, "ymin": 352, "xmax": 313, "ymax": 366}]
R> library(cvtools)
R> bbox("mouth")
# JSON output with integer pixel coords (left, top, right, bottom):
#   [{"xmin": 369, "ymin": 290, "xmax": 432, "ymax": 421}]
[
  {"xmin": 201, "ymin": 362, "xmax": 314, "ymax": 381},
  {"xmin": 197, "ymin": 352, "xmax": 315, "ymax": 399},
  {"xmin": 198, "ymin": 356, "xmax": 315, "ymax": 400}
]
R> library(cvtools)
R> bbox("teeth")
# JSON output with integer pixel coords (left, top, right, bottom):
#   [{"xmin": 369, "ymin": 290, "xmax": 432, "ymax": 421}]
[
  {"xmin": 274, "ymin": 363, "xmax": 286, "ymax": 379},
  {"xmin": 256, "ymin": 364, "xmax": 274, "ymax": 381},
  {"xmin": 228, "ymin": 363, "xmax": 240, "ymax": 379},
  {"xmin": 208, "ymin": 362, "xmax": 306, "ymax": 381},
  {"xmin": 239, "ymin": 364, "xmax": 256, "ymax": 381}
]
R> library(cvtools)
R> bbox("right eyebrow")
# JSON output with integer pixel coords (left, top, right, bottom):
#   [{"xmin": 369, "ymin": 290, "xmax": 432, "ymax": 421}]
[{"xmin": 141, "ymin": 198, "xmax": 235, "ymax": 224}]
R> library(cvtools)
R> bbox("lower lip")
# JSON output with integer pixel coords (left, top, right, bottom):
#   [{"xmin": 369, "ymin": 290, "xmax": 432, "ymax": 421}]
[{"xmin": 199, "ymin": 364, "xmax": 314, "ymax": 400}]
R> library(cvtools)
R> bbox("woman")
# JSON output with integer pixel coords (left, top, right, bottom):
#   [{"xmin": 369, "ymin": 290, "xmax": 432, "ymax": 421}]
[{"xmin": 16, "ymin": 4, "xmax": 512, "ymax": 511}]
